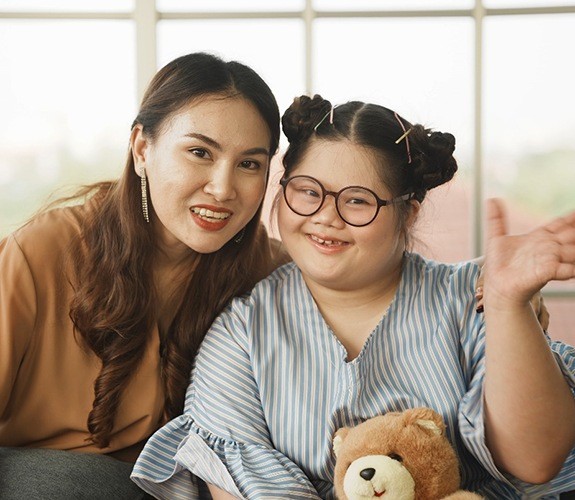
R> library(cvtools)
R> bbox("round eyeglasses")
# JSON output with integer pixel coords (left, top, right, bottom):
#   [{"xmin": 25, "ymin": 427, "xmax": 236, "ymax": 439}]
[{"xmin": 280, "ymin": 175, "xmax": 413, "ymax": 227}]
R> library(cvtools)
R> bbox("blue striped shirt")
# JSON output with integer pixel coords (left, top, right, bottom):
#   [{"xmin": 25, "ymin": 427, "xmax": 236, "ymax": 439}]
[{"xmin": 132, "ymin": 253, "xmax": 575, "ymax": 499}]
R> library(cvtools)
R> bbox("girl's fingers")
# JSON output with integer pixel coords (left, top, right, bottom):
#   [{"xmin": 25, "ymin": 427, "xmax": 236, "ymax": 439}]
[{"xmin": 486, "ymin": 198, "xmax": 508, "ymax": 242}]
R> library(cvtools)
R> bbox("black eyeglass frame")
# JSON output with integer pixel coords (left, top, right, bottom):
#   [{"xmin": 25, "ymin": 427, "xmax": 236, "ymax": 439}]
[{"xmin": 279, "ymin": 175, "xmax": 414, "ymax": 227}]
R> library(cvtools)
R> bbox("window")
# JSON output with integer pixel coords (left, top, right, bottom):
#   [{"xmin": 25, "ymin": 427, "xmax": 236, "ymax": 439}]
[
  {"xmin": 0, "ymin": 16, "xmax": 135, "ymax": 235},
  {"xmin": 1, "ymin": 0, "xmax": 573, "ymax": 341}
]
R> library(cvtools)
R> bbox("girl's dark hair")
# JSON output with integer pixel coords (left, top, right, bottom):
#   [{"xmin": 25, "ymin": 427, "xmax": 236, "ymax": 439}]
[
  {"xmin": 280, "ymin": 94, "xmax": 457, "ymax": 238},
  {"xmin": 67, "ymin": 52, "xmax": 280, "ymax": 447}
]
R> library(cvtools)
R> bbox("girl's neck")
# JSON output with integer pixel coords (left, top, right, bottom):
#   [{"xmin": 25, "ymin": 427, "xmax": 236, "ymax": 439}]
[
  {"xmin": 304, "ymin": 262, "xmax": 403, "ymax": 361},
  {"xmin": 304, "ymin": 259, "xmax": 403, "ymax": 312}
]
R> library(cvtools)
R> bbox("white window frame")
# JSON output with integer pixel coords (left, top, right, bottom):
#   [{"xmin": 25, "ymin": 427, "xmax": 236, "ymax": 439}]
[{"xmin": 2, "ymin": 0, "xmax": 574, "ymax": 299}]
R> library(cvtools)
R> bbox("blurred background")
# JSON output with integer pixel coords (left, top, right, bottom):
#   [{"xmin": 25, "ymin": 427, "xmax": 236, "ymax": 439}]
[{"xmin": 1, "ymin": 0, "xmax": 573, "ymax": 342}]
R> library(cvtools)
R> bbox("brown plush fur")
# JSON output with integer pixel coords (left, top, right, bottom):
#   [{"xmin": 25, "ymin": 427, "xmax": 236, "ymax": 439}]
[{"xmin": 333, "ymin": 408, "xmax": 483, "ymax": 500}]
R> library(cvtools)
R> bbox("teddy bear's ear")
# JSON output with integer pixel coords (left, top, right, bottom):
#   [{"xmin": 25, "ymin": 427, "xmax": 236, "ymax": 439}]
[
  {"xmin": 406, "ymin": 407, "xmax": 446, "ymax": 437},
  {"xmin": 333, "ymin": 428, "xmax": 350, "ymax": 458},
  {"xmin": 414, "ymin": 418, "xmax": 443, "ymax": 436}
]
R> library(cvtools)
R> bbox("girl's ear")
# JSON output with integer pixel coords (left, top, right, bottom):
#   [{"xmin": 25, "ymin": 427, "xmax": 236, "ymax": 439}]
[
  {"xmin": 130, "ymin": 124, "xmax": 148, "ymax": 175},
  {"xmin": 406, "ymin": 199, "xmax": 421, "ymax": 228}
]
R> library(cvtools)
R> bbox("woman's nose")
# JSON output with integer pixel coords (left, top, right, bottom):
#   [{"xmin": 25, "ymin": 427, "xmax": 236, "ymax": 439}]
[{"xmin": 203, "ymin": 164, "xmax": 237, "ymax": 201}]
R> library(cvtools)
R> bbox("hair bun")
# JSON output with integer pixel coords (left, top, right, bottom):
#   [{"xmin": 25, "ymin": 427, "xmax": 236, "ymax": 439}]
[
  {"xmin": 428, "ymin": 131, "xmax": 456, "ymax": 158},
  {"xmin": 414, "ymin": 131, "xmax": 458, "ymax": 190},
  {"xmin": 281, "ymin": 94, "xmax": 332, "ymax": 143}
]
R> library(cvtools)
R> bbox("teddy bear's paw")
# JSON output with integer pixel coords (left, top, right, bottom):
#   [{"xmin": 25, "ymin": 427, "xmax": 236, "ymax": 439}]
[{"xmin": 440, "ymin": 491, "xmax": 484, "ymax": 499}]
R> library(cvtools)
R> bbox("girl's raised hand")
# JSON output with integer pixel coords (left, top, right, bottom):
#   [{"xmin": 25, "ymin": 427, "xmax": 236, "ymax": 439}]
[{"xmin": 483, "ymin": 198, "xmax": 575, "ymax": 307}]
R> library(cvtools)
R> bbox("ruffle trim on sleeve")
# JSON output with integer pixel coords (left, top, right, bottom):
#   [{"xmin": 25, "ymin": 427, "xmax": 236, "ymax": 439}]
[
  {"xmin": 131, "ymin": 414, "xmax": 203, "ymax": 499},
  {"xmin": 458, "ymin": 341, "xmax": 575, "ymax": 498},
  {"xmin": 458, "ymin": 376, "xmax": 515, "ymax": 486},
  {"xmin": 175, "ymin": 419, "xmax": 321, "ymax": 499}
]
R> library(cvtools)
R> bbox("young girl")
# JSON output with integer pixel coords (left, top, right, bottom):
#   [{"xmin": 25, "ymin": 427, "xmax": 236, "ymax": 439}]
[
  {"xmin": 0, "ymin": 52, "xmax": 288, "ymax": 498},
  {"xmin": 132, "ymin": 95, "xmax": 575, "ymax": 499}
]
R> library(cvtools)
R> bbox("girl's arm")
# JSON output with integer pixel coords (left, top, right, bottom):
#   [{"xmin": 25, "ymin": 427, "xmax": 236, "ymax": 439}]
[
  {"xmin": 208, "ymin": 484, "xmax": 240, "ymax": 500},
  {"xmin": 174, "ymin": 303, "xmax": 320, "ymax": 499},
  {"xmin": 482, "ymin": 199, "xmax": 575, "ymax": 483}
]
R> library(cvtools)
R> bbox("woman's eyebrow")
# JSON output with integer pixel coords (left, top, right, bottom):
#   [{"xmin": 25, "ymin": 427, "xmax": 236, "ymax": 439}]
[{"xmin": 184, "ymin": 132, "xmax": 269, "ymax": 156}]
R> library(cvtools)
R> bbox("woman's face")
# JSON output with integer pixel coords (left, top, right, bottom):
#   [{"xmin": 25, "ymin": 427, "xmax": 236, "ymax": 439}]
[
  {"xmin": 132, "ymin": 95, "xmax": 271, "ymax": 256},
  {"xmin": 278, "ymin": 139, "xmax": 411, "ymax": 292}
]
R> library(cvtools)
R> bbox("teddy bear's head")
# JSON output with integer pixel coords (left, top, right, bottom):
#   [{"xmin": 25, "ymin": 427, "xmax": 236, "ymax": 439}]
[{"xmin": 333, "ymin": 407, "xmax": 462, "ymax": 500}]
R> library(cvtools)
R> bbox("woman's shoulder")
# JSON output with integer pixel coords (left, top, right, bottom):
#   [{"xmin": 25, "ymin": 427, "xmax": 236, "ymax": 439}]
[
  {"xmin": 9, "ymin": 184, "xmax": 111, "ymax": 252},
  {"xmin": 13, "ymin": 205, "xmax": 84, "ymax": 248},
  {"xmin": 8, "ymin": 203, "xmax": 92, "ymax": 274}
]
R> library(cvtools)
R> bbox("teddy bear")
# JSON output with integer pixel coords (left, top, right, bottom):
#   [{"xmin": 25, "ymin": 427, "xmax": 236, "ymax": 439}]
[{"xmin": 332, "ymin": 407, "xmax": 483, "ymax": 500}]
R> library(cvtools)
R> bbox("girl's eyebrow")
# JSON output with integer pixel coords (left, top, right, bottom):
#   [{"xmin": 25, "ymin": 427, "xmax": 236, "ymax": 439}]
[{"xmin": 184, "ymin": 132, "xmax": 269, "ymax": 156}]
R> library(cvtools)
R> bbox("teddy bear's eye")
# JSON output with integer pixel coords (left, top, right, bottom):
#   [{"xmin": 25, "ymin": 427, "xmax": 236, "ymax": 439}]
[{"xmin": 388, "ymin": 452, "xmax": 403, "ymax": 462}]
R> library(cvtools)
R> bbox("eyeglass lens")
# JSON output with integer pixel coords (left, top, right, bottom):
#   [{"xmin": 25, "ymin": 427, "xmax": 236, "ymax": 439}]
[{"xmin": 284, "ymin": 176, "xmax": 379, "ymax": 226}]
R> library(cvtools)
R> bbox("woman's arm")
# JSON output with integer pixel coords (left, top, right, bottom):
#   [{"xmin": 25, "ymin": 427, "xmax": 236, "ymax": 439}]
[{"xmin": 482, "ymin": 199, "xmax": 575, "ymax": 483}]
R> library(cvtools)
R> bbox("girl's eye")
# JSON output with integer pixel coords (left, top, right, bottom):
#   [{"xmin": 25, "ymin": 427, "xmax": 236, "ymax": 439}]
[
  {"xmin": 348, "ymin": 197, "xmax": 368, "ymax": 205},
  {"xmin": 302, "ymin": 188, "xmax": 321, "ymax": 198},
  {"xmin": 189, "ymin": 148, "xmax": 209, "ymax": 159},
  {"xmin": 239, "ymin": 160, "xmax": 261, "ymax": 171}
]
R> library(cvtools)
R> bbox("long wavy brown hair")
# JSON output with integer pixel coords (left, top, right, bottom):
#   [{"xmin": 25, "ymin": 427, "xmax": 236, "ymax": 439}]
[{"xmin": 67, "ymin": 53, "xmax": 280, "ymax": 448}]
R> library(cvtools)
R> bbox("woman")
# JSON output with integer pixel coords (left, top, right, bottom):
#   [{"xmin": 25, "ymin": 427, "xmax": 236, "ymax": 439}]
[
  {"xmin": 133, "ymin": 95, "xmax": 575, "ymax": 499},
  {"xmin": 0, "ymin": 52, "xmax": 287, "ymax": 498}
]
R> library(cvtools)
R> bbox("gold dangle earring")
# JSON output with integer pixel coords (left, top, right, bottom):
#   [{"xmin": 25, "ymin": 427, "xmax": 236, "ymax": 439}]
[
  {"xmin": 140, "ymin": 166, "xmax": 150, "ymax": 223},
  {"xmin": 234, "ymin": 227, "xmax": 246, "ymax": 244}
]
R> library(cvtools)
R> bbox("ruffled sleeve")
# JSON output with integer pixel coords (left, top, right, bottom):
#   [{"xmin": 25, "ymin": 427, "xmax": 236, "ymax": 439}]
[
  {"xmin": 132, "ymin": 298, "xmax": 320, "ymax": 499},
  {"xmin": 455, "ymin": 262, "xmax": 575, "ymax": 497}
]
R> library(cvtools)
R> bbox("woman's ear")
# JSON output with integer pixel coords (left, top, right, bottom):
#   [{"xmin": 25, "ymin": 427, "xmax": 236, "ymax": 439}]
[{"xmin": 130, "ymin": 124, "xmax": 148, "ymax": 176}]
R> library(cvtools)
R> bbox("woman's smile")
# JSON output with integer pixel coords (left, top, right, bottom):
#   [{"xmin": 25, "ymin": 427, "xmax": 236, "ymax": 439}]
[{"xmin": 190, "ymin": 204, "xmax": 232, "ymax": 231}]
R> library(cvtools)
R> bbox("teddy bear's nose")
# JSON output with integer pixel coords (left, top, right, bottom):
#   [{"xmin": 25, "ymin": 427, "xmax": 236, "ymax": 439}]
[{"xmin": 360, "ymin": 467, "xmax": 376, "ymax": 481}]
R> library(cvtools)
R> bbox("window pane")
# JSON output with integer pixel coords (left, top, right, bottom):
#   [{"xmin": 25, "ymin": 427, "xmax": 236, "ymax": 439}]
[
  {"xmin": 315, "ymin": 17, "xmax": 474, "ymax": 261},
  {"xmin": 484, "ymin": 0, "xmax": 575, "ymax": 7},
  {"xmin": 314, "ymin": 0, "xmax": 472, "ymax": 10},
  {"xmin": 0, "ymin": 20, "xmax": 136, "ymax": 238},
  {"xmin": 158, "ymin": 0, "xmax": 304, "ymax": 13},
  {"xmin": 484, "ymin": 14, "xmax": 575, "ymax": 291},
  {"xmin": 0, "ymin": 0, "xmax": 133, "ymax": 12},
  {"xmin": 158, "ymin": 19, "xmax": 305, "ymax": 117}
]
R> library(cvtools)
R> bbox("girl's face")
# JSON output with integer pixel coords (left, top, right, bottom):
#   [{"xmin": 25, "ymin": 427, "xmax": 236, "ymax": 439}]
[
  {"xmin": 132, "ymin": 95, "xmax": 271, "ymax": 257},
  {"xmin": 278, "ymin": 139, "xmax": 412, "ymax": 292}
]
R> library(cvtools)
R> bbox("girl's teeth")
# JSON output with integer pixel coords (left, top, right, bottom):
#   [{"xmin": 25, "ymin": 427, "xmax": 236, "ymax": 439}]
[{"xmin": 311, "ymin": 235, "xmax": 342, "ymax": 246}]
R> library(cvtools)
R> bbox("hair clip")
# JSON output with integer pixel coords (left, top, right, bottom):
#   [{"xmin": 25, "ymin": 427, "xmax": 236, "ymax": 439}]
[
  {"xmin": 393, "ymin": 112, "xmax": 412, "ymax": 164},
  {"xmin": 314, "ymin": 104, "xmax": 338, "ymax": 131}
]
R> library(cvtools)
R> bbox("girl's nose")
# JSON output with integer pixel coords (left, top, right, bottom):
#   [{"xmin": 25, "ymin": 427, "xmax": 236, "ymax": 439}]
[
  {"xmin": 203, "ymin": 164, "xmax": 237, "ymax": 201},
  {"xmin": 309, "ymin": 194, "xmax": 345, "ymax": 228}
]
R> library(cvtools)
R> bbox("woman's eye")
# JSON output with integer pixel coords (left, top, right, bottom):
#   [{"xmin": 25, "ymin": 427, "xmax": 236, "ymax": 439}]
[
  {"xmin": 189, "ymin": 148, "xmax": 209, "ymax": 159},
  {"xmin": 239, "ymin": 160, "xmax": 261, "ymax": 170}
]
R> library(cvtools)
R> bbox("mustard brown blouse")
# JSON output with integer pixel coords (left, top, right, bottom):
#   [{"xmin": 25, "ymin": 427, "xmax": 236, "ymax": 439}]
[{"xmin": 0, "ymin": 200, "xmax": 286, "ymax": 462}]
